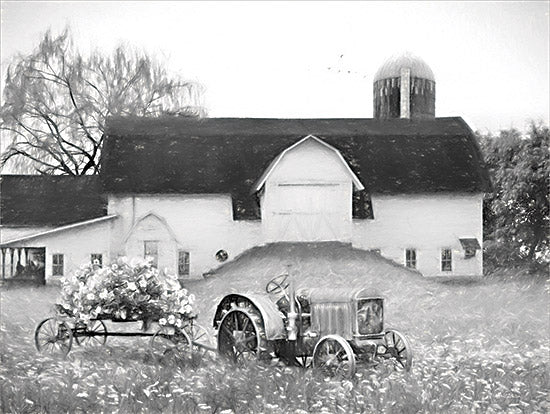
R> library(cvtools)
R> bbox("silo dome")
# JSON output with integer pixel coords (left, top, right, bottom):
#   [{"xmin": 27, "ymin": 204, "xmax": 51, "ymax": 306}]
[
  {"xmin": 373, "ymin": 51, "xmax": 436, "ymax": 120},
  {"xmin": 374, "ymin": 51, "xmax": 435, "ymax": 83}
]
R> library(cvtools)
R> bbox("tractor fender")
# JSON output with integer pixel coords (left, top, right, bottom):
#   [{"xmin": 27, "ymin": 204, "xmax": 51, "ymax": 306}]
[{"xmin": 213, "ymin": 293, "xmax": 287, "ymax": 341}]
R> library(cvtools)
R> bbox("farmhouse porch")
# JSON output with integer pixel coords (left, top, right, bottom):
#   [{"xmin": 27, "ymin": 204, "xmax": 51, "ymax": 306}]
[{"xmin": 0, "ymin": 247, "xmax": 45, "ymax": 285}]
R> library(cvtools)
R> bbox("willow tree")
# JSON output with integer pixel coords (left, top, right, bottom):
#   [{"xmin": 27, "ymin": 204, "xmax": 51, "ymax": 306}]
[{"xmin": 1, "ymin": 28, "xmax": 204, "ymax": 175}]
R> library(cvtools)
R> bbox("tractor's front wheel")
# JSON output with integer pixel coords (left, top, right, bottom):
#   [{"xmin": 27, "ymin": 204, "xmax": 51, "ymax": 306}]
[
  {"xmin": 376, "ymin": 329, "xmax": 413, "ymax": 372},
  {"xmin": 313, "ymin": 335, "xmax": 356, "ymax": 378},
  {"xmin": 217, "ymin": 305, "xmax": 269, "ymax": 364}
]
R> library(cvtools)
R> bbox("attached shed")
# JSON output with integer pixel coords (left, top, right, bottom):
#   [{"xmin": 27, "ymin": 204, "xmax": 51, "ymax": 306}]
[{"xmin": 0, "ymin": 175, "xmax": 109, "ymax": 284}]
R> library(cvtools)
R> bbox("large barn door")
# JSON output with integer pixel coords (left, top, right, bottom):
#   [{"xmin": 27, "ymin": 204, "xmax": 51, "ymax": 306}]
[{"xmin": 271, "ymin": 184, "xmax": 346, "ymax": 241}]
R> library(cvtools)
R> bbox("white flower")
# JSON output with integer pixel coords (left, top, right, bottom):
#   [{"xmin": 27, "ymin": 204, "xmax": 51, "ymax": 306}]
[
  {"xmin": 159, "ymin": 318, "xmax": 167, "ymax": 326},
  {"xmin": 99, "ymin": 290, "xmax": 109, "ymax": 300},
  {"xmin": 175, "ymin": 319, "xmax": 183, "ymax": 328},
  {"xmin": 342, "ymin": 380, "xmax": 354, "ymax": 392},
  {"xmin": 130, "ymin": 257, "xmax": 146, "ymax": 268},
  {"xmin": 183, "ymin": 304, "xmax": 192, "ymax": 314},
  {"xmin": 86, "ymin": 293, "xmax": 95, "ymax": 301},
  {"xmin": 111, "ymin": 264, "xmax": 119, "ymax": 271},
  {"xmin": 79, "ymin": 313, "xmax": 91, "ymax": 322},
  {"xmin": 139, "ymin": 279, "xmax": 148, "ymax": 288},
  {"xmin": 167, "ymin": 314, "xmax": 176, "ymax": 325},
  {"xmin": 127, "ymin": 282, "xmax": 137, "ymax": 291},
  {"xmin": 167, "ymin": 279, "xmax": 180, "ymax": 290}
]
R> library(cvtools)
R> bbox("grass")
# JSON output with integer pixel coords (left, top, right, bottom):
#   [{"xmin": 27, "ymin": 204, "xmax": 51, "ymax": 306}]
[{"xmin": 1, "ymin": 243, "xmax": 549, "ymax": 413}]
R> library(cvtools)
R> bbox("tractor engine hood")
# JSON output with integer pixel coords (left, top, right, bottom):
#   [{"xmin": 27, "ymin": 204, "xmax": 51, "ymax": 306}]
[{"xmin": 299, "ymin": 287, "xmax": 380, "ymax": 303}]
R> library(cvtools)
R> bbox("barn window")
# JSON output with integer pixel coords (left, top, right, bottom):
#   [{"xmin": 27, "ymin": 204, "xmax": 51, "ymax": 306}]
[
  {"xmin": 441, "ymin": 249, "xmax": 452, "ymax": 271},
  {"xmin": 405, "ymin": 249, "xmax": 417, "ymax": 269},
  {"xmin": 352, "ymin": 191, "xmax": 374, "ymax": 219},
  {"xmin": 178, "ymin": 250, "xmax": 190, "ymax": 277},
  {"xmin": 91, "ymin": 254, "xmax": 102, "ymax": 267},
  {"xmin": 52, "ymin": 254, "xmax": 64, "ymax": 276},
  {"xmin": 144, "ymin": 241, "xmax": 159, "ymax": 268}
]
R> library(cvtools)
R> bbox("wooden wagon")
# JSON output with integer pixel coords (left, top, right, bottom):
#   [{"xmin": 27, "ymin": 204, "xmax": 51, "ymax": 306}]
[{"xmin": 34, "ymin": 310, "xmax": 214, "ymax": 358}]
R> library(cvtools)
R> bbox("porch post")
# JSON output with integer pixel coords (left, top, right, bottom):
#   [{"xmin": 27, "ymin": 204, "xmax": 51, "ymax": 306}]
[
  {"xmin": 1, "ymin": 248, "xmax": 5, "ymax": 280},
  {"xmin": 15, "ymin": 248, "xmax": 22, "ymax": 276},
  {"xmin": 10, "ymin": 248, "xmax": 14, "ymax": 278}
]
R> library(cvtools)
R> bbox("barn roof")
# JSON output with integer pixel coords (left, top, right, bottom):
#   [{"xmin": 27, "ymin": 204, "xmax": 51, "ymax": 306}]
[
  {"xmin": 0, "ymin": 175, "xmax": 108, "ymax": 226},
  {"xmin": 102, "ymin": 116, "xmax": 492, "ymax": 220}
]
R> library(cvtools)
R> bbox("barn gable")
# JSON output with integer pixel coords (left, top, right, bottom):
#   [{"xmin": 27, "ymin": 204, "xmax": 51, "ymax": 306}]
[
  {"xmin": 256, "ymin": 136, "xmax": 362, "ymax": 242},
  {"xmin": 253, "ymin": 135, "xmax": 364, "ymax": 193},
  {"xmin": 123, "ymin": 212, "xmax": 182, "ymax": 272},
  {"xmin": 123, "ymin": 212, "xmax": 181, "ymax": 247}
]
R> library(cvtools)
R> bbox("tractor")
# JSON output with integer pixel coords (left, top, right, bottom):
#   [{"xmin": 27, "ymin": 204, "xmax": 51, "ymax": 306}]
[{"xmin": 212, "ymin": 274, "xmax": 413, "ymax": 377}]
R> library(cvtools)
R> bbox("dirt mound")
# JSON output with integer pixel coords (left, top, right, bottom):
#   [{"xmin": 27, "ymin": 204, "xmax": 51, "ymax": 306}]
[{"xmin": 188, "ymin": 242, "xmax": 438, "ymax": 329}]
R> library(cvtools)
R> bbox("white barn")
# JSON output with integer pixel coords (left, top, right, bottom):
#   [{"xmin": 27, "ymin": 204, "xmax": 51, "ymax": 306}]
[{"xmin": 0, "ymin": 53, "xmax": 491, "ymax": 283}]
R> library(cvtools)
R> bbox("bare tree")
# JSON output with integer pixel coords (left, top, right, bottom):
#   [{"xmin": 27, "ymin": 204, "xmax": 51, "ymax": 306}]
[{"xmin": 1, "ymin": 28, "xmax": 204, "ymax": 175}]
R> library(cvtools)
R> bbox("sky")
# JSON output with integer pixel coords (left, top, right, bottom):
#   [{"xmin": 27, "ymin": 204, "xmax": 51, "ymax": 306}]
[{"xmin": 0, "ymin": 1, "xmax": 549, "ymax": 133}]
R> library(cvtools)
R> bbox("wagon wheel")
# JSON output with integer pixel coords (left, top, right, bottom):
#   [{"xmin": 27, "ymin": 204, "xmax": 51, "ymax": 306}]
[
  {"xmin": 150, "ymin": 326, "xmax": 191, "ymax": 364},
  {"xmin": 74, "ymin": 320, "xmax": 107, "ymax": 347},
  {"xmin": 217, "ymin": 307, "xmax": 269, "ymax": 365},
  {"xmin": 265, "ymin": 274, "xmax": 289, "ymax": 295},
  {"xmin": 186, "ymin": 322, "xmax": 212, "ymax": 354},
  {"xmin": 295, "ymin": 355, "xmax": 311, "ymax": 369},
  {"xmin": 34, "ymin": 317, "xmax": 73, "ymax": 357},
  {"xmin": 377, "ymin": 329, "xmax": 413, "ymax": 372},
  {"xmin": 313, "ymin": 335, "xmax": 356, "ymax": 378}
]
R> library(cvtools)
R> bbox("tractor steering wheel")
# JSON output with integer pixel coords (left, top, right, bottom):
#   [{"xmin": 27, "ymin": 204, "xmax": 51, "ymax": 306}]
[{"xmin": 265, "ymin": 274, "xmax": 289, "ymax": 295}]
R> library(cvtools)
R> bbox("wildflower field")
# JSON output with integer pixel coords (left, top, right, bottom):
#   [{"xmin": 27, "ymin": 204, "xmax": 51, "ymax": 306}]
[{"xmin": 1, "ymin": 246, "xmax": 548, "ymax": 413}]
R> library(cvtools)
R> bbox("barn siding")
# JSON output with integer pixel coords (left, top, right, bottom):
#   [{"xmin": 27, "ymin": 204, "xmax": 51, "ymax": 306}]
[
  {"xmin": 108, "ymin": 194, "xmax": 262, "ymax": 277},
  {"xmin": 352, "ymin": 193, "xmax": 483, "ymax": 277}
]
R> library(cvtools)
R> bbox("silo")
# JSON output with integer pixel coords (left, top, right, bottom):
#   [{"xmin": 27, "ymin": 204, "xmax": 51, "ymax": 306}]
[{"xmin": 373, "ymin": 52, "xmax": 436, "ymax": 119}]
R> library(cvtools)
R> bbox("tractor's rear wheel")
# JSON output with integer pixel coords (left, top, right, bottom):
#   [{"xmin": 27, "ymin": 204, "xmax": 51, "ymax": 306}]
[{"xmin": 217, "ymin": 304, "xmax": 270, "ymax": 364}]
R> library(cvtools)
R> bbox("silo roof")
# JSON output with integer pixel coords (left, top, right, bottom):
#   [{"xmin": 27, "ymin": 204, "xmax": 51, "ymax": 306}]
[{"xmin": 374, "ymin": 51, "xmax": 435, "ymax": 82}]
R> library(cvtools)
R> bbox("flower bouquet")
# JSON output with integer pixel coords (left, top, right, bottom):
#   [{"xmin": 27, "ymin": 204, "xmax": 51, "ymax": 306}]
[{"xmin": 56, "ymin": 257, "xmax": 196, "ymax": 329}]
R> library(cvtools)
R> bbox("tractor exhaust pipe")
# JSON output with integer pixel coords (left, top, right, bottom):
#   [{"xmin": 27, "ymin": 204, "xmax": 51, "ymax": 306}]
[{"xmin": 287, "ymin": 278, "xmax": 298, "ymax": 341}]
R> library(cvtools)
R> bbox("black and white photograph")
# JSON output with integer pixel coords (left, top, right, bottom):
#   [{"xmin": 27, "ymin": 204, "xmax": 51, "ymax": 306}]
[{"xmin": 0, "ymin": 1, "xmax": 548, "ymax": 413}]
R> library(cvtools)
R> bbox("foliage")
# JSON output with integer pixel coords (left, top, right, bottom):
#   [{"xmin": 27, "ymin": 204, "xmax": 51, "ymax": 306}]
[
  {"xmin": 0, "ymin": 27, "xmax": 204, "ymax": 175},
  {"xmin": 478, "ymin": 122, "xmax": 550, "ymax": 269},
  {"xmin": 57, "ymin": 257, "xmax": 195, "ymax": 327}
]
